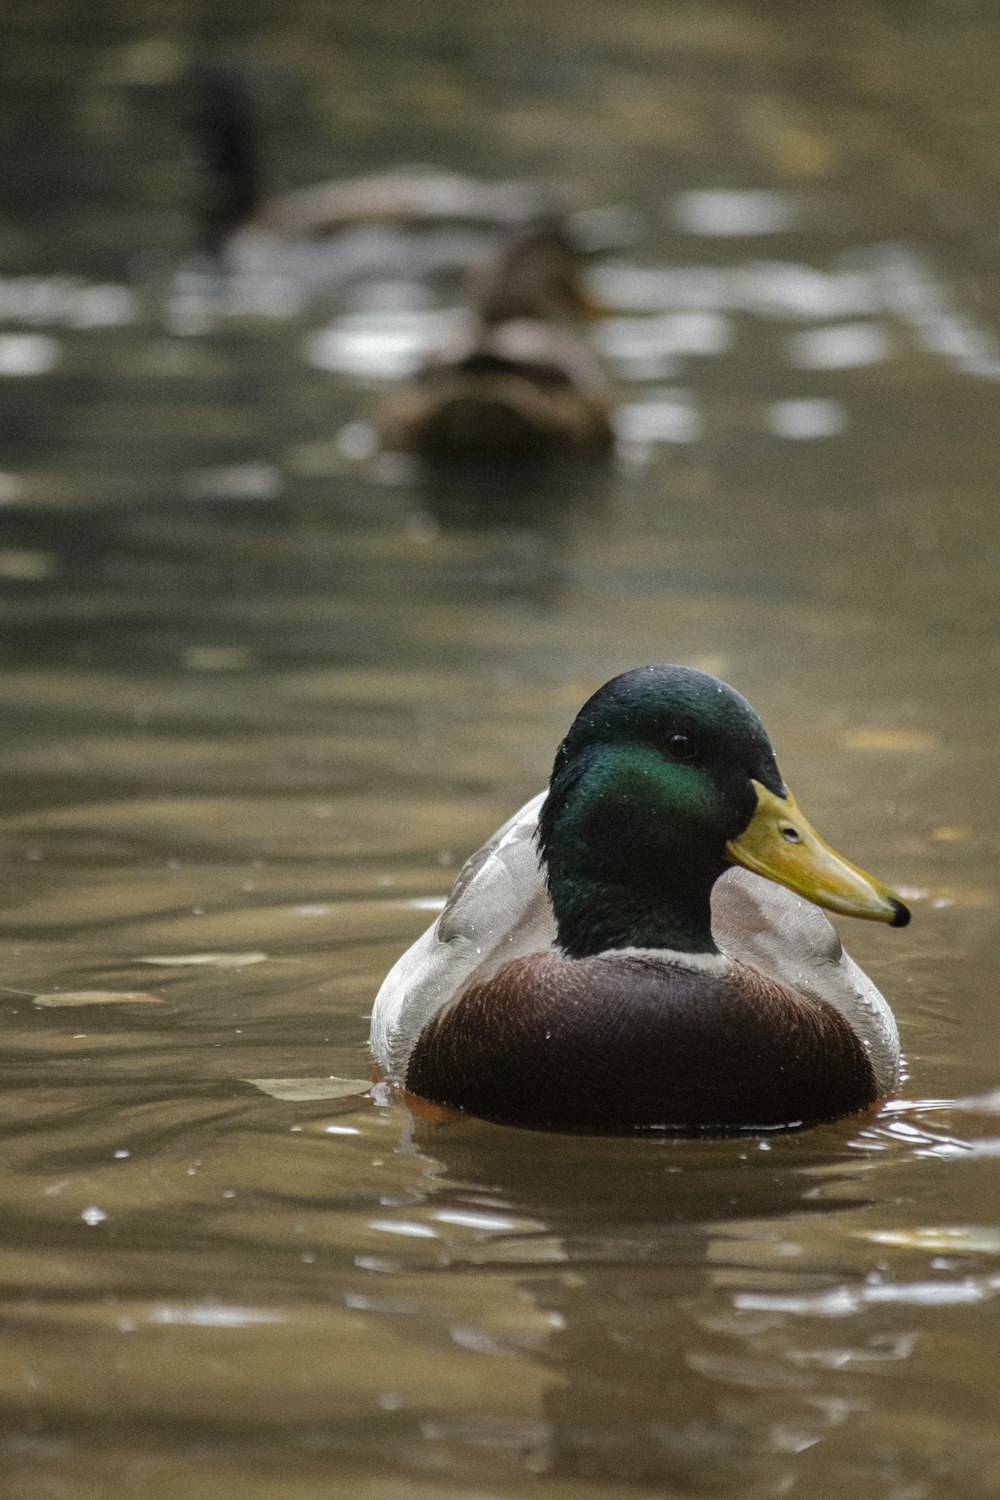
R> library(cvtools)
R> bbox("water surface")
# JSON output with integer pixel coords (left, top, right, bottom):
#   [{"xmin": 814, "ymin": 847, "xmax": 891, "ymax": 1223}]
[{"xmin": 2, "ymin": 4, "xmax": 999, "ymax": 1497}]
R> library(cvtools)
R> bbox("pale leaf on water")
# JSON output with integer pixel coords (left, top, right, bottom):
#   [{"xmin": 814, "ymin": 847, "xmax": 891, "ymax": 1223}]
[
  {"xmin": 33, "ymin": 990, "xmax": 163, "ymax": 1008},
  {"xmin": 138, "ymin": 952, "xmax": 269, "ymax": 969},
  {"xmin": 838, "ymin": 728, "xmax": 939, "ymax": 753},
  {"xmin": 246, "ymin": 1077, "xmax": 372, "ymax": 1102},
  {"xmin": 932, "ymin": 825, "xmax": 972, "ymax": 843},
  {"xmin": 866, "ymin": 1227, "xmax": 1000, "ymax": 1254}
]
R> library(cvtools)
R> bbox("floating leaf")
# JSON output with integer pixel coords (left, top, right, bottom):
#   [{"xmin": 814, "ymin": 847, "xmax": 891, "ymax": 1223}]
[
  {"xmin": 867, "ymin": 1227, "xmax": 1000, "ymax": 1255},
  {"xmin": 839, "ymin": 728, "xmax": 938, "ymax": 753},
  {"xmin": 138, "ymin": 952, "xmax": 268, "ymax": 969},
  {"xmin": 897, "ymin": 885, "xmax": 993, "ymax": 911},
  {"xmin": 183, "ymin": 646, "xmax": 257, "ymax": 672},
  {"xmin": 932, "ymin": 825, "xmax": 972, "ymax": 843},
  {"xmin": 245, "ymin": 1077, "xmax": 371, "ymax": 1102},
  {"xmin": 33, "ymin": 990, "xmax": 162, "ymax": 1008},
  {"xmin": 0, "ymin": 547, "xmax": 56, "ymax": 579}
]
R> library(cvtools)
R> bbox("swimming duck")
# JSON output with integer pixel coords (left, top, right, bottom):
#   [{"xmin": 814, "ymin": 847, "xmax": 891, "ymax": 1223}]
[
  {"xmin": 374, "ymin": 220, "xmax": 615, "ymax": 460},
  {"xmin": 192, "ymin": 64, "xmax": 262, "ymax": 257},
  {"xmin": 192, "ymin": 68, "xmax": 562, "ymax": 285},
  {"xmin": 371, "ymin": 665, "xmax": 910, "ymax": 1134}
]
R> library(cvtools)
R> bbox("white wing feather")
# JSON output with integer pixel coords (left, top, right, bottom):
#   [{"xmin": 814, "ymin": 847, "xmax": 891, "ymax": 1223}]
[{"xmin": 371, "ymin": 792, "xmax": 555, "ymax": 1082}]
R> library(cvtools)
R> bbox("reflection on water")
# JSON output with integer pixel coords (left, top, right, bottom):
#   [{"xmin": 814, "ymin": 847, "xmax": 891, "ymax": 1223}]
[
  {"xmin": 305, "ymin": 306, "xmax": 470, "ymax": 380},
  {"xmin": 671, "ymin": 188, "xmax": 802, "ymax": 237},
  {"xmin": 2, "ymin": 2, "xmax": 1000, "ymax": 1497}
]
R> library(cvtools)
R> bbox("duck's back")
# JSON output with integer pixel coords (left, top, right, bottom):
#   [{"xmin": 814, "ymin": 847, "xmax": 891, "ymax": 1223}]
[{"xmin": 376, "ymin": 320, "xmax": 614, "ymax": 459}]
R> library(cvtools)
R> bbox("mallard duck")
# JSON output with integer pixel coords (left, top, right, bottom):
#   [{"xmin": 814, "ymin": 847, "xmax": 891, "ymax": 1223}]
[
  {"xmin": 374, "ymin": 220, "xmax": 615, "ymax": 460},
  {"xmin": 192, "ymin": 68, "xmax": 559, "ymax": 279},
  {"xmin": 192, "ymin": 64, "xmax": 262, "ymax": 257},
  {"xmin": 371, "ymin": 665, "xmax": 910, "ymax": 1134}
]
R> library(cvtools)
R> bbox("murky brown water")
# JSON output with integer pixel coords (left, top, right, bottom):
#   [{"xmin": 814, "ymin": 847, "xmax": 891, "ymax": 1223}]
[{"xmin": 2, "ymin": 4, "xmax": 1000, "ymax": 1497}]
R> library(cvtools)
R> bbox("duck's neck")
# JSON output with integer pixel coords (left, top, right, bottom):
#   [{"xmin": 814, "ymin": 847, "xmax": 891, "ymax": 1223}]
[
  {"xmin": 538, "ymin": 745, "xmax": 730, "ymax": 961},
  {"xmin": 547, "ymin": 867, "xmax": 719, "ymax": 960}
]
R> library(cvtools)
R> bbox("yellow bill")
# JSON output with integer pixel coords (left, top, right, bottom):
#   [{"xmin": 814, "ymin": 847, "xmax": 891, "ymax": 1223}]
[{"xmin": 726, "ymin": 780, "xmax": 910, "ymax": 927}]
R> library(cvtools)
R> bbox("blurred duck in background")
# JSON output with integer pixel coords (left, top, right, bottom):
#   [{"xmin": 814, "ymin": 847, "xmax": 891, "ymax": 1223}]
[
  {"xmin": 374, "ymin": 220, "xmax": 615, "ymax": 460},
  {"xmin": 191, "ymin": 64, "xmax": 617, "ymax": 458},
  {"xmin": 192, "ymin": 64, "xmax": 262, "ymax": 257},
  {"xmin": 191, "ymin": 64, "xmax": 564, "ymax": 297}
]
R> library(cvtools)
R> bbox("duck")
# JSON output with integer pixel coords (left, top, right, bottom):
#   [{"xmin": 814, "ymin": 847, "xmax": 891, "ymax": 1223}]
[
  {"xmin": 191, "ymin": 66, "xmax": 563, "ymax": 285},
  {"xmin": 374, "ymin": 219, "xmax": 615, "ymax": 460},
  {"xmin": 370, "ymin": 664, "xmax": 911, "ymax": 1135}
]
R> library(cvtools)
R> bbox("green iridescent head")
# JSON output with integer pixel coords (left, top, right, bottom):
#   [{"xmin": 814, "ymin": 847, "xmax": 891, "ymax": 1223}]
[{"xmin": 538, "ymin": 665, "xmax": 908, "ymax": 958}]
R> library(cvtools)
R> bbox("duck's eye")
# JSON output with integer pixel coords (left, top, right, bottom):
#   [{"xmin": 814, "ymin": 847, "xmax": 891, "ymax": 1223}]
[{"xmin": 664, "ymin": 733, "xmax": 697, "ymax": 762}]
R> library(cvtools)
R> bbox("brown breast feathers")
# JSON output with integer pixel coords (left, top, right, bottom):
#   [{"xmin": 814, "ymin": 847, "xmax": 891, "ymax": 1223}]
[{"xmin": 404, "ymin": 951, "xmax": 879, "ymax": 1134}]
